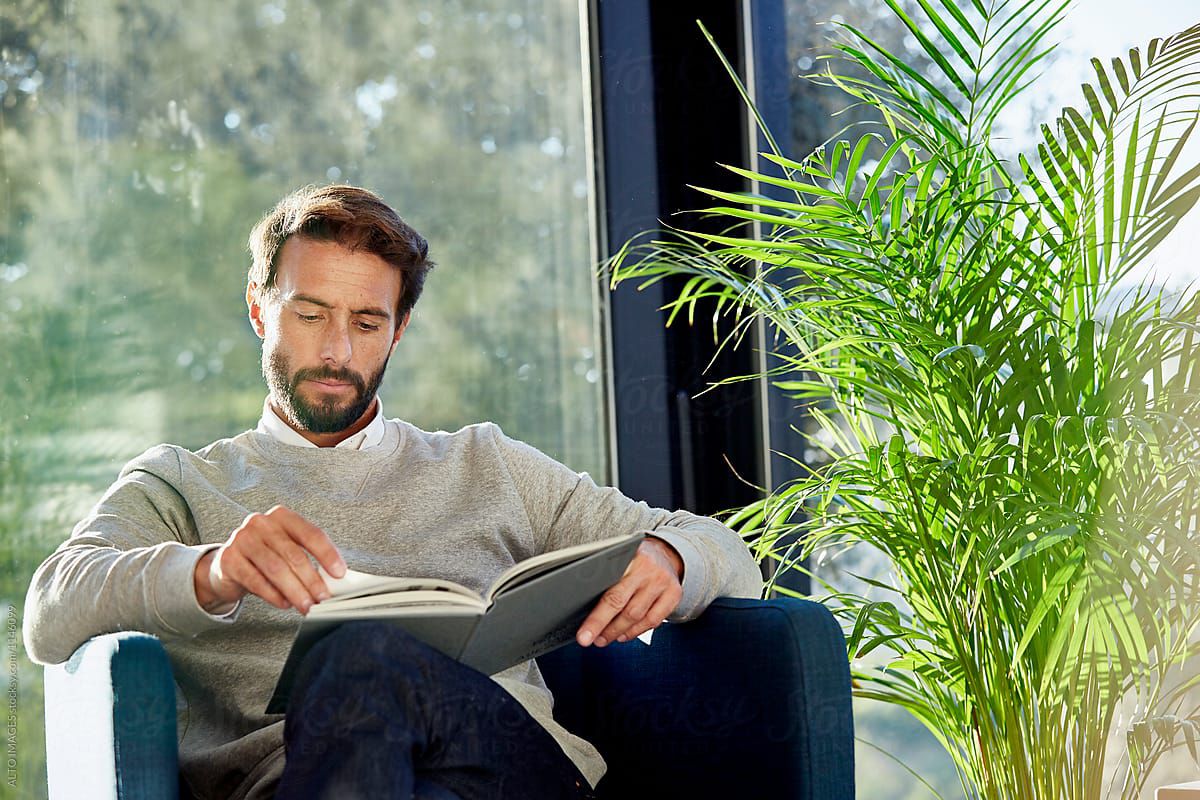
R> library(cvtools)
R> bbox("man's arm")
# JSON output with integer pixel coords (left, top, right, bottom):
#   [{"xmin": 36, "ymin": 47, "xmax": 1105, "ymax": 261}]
[
  {"xmin": 489, "ymin": 424, "xmax": 764, "ymax": 643},
  {"xmin": 23, "ymin": 467, "xmax": 243, "ymax": 665},
  {"xmin": 26, "ymin": 464, "xmax": 348, "ymax": 665}
]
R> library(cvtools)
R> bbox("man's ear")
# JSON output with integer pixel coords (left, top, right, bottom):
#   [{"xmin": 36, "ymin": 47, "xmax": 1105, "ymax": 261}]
[
  {"xmin": 389, "ymin": 311, "xmax": 411, "ymax": 357},
  {"xmin": 247, "ymin": 283, "xmax": 267, "ymax": 339}
]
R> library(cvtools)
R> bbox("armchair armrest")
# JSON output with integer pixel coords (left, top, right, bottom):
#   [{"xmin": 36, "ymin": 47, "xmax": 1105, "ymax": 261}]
[
  {"xmin": 537, "ymin": 596, "xmax": 855, "ymax": 799},
  {"xmin": 43, "ymin": 632, "xmax": 179, "ymax": 800}
]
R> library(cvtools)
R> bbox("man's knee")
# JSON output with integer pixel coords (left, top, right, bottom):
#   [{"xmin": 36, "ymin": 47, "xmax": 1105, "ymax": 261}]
[
  {"xmin": 308, "ymin": 621, "xmax": 433, "ymax": 666},
  {"xmin": 293, "ymin": 621, "xmax": 499, "ymax": 720},
  {"xmin": 287, "ymin": 623, "xmax": 441, "ymax": 726}
]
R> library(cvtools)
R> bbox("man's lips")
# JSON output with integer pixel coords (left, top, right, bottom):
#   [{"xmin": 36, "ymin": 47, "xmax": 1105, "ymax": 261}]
[{"xmin": 308, "ymin": 379, "xmax": 353, "ymax": 390}]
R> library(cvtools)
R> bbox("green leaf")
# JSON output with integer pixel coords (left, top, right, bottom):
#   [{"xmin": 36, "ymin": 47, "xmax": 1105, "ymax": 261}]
[{"xmin": 1011, "ymin": 547, "xmax": 1085, "ymax": 670}]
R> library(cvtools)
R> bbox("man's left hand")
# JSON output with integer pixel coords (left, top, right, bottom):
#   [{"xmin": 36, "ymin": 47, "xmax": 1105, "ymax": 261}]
[{"xmin": 576, "ymin": 536, "xmax": 684, "ymax": 648}]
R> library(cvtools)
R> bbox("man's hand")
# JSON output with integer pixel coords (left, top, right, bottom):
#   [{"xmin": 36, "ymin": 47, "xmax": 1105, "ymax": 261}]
[
  {"xmin": 193, "ymin": 505, "xmax": 346, "ymax": 615},
  {"xmin": 576, "ymin": 536, "xmax": 684, "ymax": 648}
]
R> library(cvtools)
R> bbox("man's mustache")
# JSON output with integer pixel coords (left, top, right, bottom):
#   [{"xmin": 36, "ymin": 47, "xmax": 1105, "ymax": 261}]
[{"xmin": 291, "ymin": 368, "xmax": 365, "ymax": 391}]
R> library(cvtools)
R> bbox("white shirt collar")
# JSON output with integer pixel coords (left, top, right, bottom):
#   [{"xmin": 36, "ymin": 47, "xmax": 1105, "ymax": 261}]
[{"xmin": 256, "ymin": 395, "xmax": 387, "ymax": 450}]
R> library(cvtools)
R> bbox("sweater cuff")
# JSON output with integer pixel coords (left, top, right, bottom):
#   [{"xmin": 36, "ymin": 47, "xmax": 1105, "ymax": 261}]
[
  {"xmin": 152, "ymin": 543, "xmax": 243, "ymax": 635},
  {"xmin": 644, "ymin": 529, "xmax": 707, "ymax": 622}
]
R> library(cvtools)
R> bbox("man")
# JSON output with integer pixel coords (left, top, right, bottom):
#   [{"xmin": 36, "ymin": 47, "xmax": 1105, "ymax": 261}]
[{"xmin": 23, "ymin": 185, "xmax": 764, "ymax": 800}]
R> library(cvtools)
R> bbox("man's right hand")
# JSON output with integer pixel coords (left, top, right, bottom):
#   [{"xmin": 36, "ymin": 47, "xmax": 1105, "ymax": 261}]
[{"xmin": 193, "ymin": 505, "xmax": 346, "ymax": 615}]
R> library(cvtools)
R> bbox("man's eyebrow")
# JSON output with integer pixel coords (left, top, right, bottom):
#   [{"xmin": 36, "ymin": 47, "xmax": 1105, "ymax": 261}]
[{"xmin": 288, "ymin": 293, "xmax": 392, "ymax": 320}]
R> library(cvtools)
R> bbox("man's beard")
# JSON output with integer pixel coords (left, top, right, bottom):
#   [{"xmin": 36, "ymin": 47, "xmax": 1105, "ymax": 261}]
[{"xmin": 263, "ymin": 348, "xmax": 388, "ymax": 434}]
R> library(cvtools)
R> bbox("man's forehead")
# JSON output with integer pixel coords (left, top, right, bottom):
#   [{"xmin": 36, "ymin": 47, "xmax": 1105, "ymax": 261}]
[{"xmin": 272, "ymin": 237, "xmax": 401, "ymax": 316}]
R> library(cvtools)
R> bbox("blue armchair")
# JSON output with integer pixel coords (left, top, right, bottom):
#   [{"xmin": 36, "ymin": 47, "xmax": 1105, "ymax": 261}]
[{"xmin": 43, "ymin": 597, "xmax": 854, "ymax": 799}]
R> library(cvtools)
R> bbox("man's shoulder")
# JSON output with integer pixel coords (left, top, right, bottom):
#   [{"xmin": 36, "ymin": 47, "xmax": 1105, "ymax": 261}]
[
  {"xmin": 390, "ymin": 418, "xmax": 506, "ymax": 455},
  {"xmin": 393, "ymin": 420, "xmax": 574, "ymax": 477},
  {"xmin": 115, "ymin": 431, "xmax": 257, "ymax": 482}
]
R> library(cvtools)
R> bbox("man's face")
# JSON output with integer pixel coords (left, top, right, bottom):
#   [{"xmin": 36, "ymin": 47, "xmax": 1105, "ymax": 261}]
[{"xmin": 246, "ymin": 237, "xmax": 407, "ymax": 435}]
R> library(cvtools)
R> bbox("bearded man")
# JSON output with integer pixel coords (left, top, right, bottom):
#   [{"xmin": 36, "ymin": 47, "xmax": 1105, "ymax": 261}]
[{"xmin": 23, "ymin": 184, "xmax": 764, "ymax": 800}]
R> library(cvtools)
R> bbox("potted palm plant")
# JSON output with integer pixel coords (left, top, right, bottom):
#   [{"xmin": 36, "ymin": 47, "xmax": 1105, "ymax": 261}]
[{"xmin": 608, "ymin": 2, "xmax": 1200, "ymax": 797}]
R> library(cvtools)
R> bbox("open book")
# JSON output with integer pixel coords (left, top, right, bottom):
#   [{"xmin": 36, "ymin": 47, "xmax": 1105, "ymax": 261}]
[{"xmin": 266, "ymin": 530, "xmax": 646, "ymax": 714}]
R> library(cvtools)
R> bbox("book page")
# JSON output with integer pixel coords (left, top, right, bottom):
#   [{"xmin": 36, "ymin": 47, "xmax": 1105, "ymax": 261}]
[
  {"xmin": 308, "ymin": 590, "xmax": 487, "ymax": 616},
  {"xmin": 316, "ymin": 565, "xmax": 483, "ymax": 603}
]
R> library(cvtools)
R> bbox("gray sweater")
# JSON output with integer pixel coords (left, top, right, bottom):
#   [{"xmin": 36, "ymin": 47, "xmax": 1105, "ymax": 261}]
[{"xmin": 23, "ymin": 418, "xmax": 764, "ymax": 799}]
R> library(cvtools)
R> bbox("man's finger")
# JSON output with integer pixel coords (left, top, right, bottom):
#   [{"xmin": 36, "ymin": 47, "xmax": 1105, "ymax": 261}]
[
  {"xmin": 576, "ymin": 579, "xmax": 638, "ymax": 646},
  {"xmin": 249, "ymin": 541, "xmax": 320, "ymax": 613},
  {"xmin": 593, "ymin": 584, "xmax": 659, "ymax": 645},
  {"xmin": 274, "ymin": 538, "xmax": 332, "ymax": 606},
  {"xmin": 274, "ymin": 507, "xmax": 346, "ymax": 578},
  {"xmin": 616, "ymin": 591, "xmax": 680, "ymax": 643},
  {"xmin": 219, "ymin": 551, "xmax": 290, "ymax": 609}
]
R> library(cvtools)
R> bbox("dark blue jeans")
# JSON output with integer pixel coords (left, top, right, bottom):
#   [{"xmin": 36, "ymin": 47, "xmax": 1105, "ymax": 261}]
[{"xmin": 274, "ymin": 621, "xmax": 596, "ymax": 800}]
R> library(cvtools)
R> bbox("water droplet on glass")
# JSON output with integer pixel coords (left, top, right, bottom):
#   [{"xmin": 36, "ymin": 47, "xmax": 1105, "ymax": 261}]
[
  {"xmin": 258, "ymin": 3, "xmax": 286, "ymax": 26},
  {"xmin": 1, "ymin": 263, "xmax": 28, "ymax": 282}
]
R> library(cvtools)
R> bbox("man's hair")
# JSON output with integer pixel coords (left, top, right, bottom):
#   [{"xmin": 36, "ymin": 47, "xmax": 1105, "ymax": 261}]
[{"xmin": 248, "ymin": 184, "xmax": 434, "ymax": 322}]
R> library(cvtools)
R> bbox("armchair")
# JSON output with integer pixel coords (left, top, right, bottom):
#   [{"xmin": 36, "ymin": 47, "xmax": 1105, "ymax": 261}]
[{"xmin": 43, "ymin": 597, "xmax": 854, "ymax": 799}]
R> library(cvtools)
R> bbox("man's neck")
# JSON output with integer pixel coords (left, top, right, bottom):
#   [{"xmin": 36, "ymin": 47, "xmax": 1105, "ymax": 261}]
[{"xmin": 270, "ymin": 397, "xmax": 378, "ymax": 448}]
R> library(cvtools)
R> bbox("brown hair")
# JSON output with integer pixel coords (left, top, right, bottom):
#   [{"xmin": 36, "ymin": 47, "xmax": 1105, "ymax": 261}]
[{"xmin": 248, "ymin": 184, "xmax": 434, "ymax": 322}]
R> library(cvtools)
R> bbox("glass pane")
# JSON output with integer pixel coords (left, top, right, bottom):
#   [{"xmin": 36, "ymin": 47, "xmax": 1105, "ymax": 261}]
[{"xmin": 1, "ymin": 1, "xmax": 600, "ymax": 795}]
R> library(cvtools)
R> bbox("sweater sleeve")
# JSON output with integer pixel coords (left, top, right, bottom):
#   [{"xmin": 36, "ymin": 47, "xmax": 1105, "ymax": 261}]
[
  {"xmin": 23, "ymin": 452, "xmax": 243, "ymax": 666},
  {"xmin": 490, "ymin": 424, "xmax": 763, "ymax": 622}
]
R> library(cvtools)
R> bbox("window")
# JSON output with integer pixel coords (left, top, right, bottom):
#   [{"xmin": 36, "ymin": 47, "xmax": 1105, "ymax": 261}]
[{"xmin": 1, "ymin": 1, "xmax": 600, "ymax": 793}]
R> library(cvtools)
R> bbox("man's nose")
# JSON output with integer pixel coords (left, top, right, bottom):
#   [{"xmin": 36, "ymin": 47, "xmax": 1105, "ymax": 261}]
[{"xmin": 320, "ymin": 322, "xmax": 353, "ymax": 366}]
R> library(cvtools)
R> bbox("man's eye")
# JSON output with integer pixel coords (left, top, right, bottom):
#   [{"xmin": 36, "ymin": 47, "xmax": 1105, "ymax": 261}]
[
  {"xmin": 358, "ymin": 323, "xmax": 380, "ymax": 332},
  {"xmin": 298, "ymin": 314, "xmax": 321, "ymax": 322}
]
